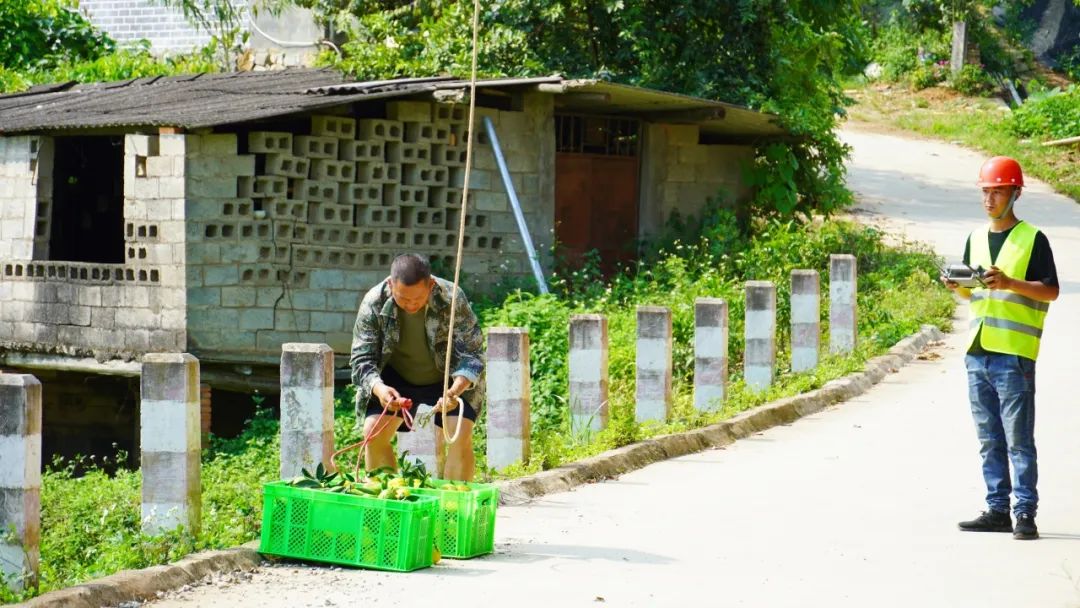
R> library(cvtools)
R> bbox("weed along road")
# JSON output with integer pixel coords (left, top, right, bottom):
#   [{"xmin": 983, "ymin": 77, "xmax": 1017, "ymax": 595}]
[{"xmin": 148, "ymin": 129, "xmax": 1080, "ymax": 608}]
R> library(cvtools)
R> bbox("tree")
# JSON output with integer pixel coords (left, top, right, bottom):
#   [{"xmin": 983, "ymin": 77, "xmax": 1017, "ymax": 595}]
[{"xmin": 292, "ymin": 1, "xmax": 867, "ymax": 220}]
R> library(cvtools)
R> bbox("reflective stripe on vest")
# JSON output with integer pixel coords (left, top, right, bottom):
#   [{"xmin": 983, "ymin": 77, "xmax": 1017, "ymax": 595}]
[{"xmin": 967, "ymin": 221, "xmax": 1048, "ymax": 360}]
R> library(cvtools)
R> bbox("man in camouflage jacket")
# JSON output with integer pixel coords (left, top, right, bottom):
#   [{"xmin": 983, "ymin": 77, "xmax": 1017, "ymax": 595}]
[{"xmin": 350, "ymin": 254, "xmax": 485, "ymax": 481}]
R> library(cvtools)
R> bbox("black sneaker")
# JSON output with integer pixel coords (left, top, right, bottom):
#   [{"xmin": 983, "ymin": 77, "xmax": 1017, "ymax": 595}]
[
  {"xmin": 1013, "ymin": 513, "xmax": 1038, "ymax": 540},
  {"xmin": 958, "ymin": 510, "xmax": 1013, "ymax": 532}
]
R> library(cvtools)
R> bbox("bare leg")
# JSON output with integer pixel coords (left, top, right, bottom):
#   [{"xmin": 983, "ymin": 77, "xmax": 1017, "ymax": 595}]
[
  {"xmin": 435, "ymin": 417, "xmax": 475, "ymax": 482},
  {"xmin": 363, "ymin": 415, "xmax": 402, "ymax": 473}
]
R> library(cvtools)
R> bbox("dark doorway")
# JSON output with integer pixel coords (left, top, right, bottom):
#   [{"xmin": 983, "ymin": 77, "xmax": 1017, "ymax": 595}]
[
  {"xmin": 49, "ymin": 136, "xmax": 125, "ymax": 263},
  {"xmin": 554, "ymin": 115, "xmax": 640, "ymax": 273}
]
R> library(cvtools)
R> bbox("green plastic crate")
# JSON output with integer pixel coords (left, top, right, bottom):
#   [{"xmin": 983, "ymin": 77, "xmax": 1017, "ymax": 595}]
[
  {"xmin": 411, "ymin": 479, "xmax": 498, "ymax": 559},
  {"xmin": 259, "ymin": 480, "xmax": 438, "ymax": 572}
]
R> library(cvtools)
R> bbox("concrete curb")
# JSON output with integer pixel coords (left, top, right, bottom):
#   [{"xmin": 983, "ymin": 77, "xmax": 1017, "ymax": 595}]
[
  {"xmin": 19, "ymin": 324, "xmax": 944, "ymax": 607},
  {"xmin": 495, "ymin": 323, "xmax": 945, "ymax": 505},
  {"xmin": 17, "ymin": 542, "xmax": 262, "ymax": 608}
]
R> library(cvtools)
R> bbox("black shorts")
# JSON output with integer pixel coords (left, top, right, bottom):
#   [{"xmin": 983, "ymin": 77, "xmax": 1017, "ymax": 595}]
[{"xmin": 364, "ymin": 366, "xmax": 478, "ymax": 432}]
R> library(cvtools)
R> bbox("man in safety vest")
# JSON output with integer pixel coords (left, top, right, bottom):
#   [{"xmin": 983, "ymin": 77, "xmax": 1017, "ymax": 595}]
[
  {"xmin": 941, "ymin": 156, "xmax": 1059, "ymax": 540},
  {"xmin": 350, "ymin": 253, "xmax": 485, "ymax": 481}
]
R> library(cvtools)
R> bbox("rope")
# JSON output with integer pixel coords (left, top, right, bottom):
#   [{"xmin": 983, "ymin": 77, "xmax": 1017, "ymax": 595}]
[
  {"xmin": 331, "ymin": 399, "xmax": 416, "ymax": 478},
  {"xmin": 437, "ymin": 0, "xmax": 483, "ymax": 447}
]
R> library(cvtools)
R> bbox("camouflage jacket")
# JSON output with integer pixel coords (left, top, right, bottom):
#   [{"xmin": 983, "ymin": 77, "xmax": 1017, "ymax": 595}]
[{"xmin": 350, "ymin": 276, "xmax": 485, "ymax": 417}]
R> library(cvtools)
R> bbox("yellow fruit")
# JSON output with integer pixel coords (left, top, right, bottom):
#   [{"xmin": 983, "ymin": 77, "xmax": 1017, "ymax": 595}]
[
  {"xmin": 388, "ymin": 477, "xmax": 407, "ymax": 489},
  {"xmin": 432, "ymin": 546, "xmax": 442, "ymax": 563}
]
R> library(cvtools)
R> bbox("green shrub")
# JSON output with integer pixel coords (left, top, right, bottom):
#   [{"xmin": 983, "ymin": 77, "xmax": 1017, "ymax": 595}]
[
  {"xmin": 948, "ymin": 64, "xmax": 996, "ymax": 96},
  {"xmin": 1007, "ymin": 85, "xmax": 1080, "ymax": 140},
  {"xmin": 45, "ymin": 47, "xmax": 217, "ymax": 84},
  {"xmin": 910, "ymin": 62, "xmax": 947, "ymax": 89},
  {"xmin": 1059, "ymin": 45, "xmax": 1080, "ymax": 82},
  {"xmin": 0, "ymin": 66, "xmax": 30, "ymax": 93},
  {"xmin": 870, "ymin": 23, "xmax": 950, "ymax": 82},
  {"xmin": 0, "ymin": 46, "xmax": 219, "ymax": 94}
]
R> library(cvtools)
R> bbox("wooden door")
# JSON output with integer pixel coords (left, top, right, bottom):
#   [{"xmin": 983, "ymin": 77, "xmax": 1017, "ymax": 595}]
[{"xmin": 555, "ymin": 153, "xmax": 639, "ymax": 273}]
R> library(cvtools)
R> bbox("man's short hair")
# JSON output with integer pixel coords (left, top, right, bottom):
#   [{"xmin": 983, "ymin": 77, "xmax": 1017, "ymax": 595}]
[{"xmin": 390, "ymin": 254, "xmax": 432, "ymax": 286}]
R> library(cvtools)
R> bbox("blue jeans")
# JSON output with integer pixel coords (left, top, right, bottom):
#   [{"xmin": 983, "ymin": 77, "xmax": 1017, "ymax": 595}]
[{"xmin": 965, "ymin": 353, "xmax": 1038, "ymax": 517}]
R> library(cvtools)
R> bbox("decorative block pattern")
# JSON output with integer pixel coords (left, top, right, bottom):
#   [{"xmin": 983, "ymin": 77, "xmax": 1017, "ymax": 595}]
[
  {"xmin": 293, "ymin": 136, "xmax": 338, "ymax": 160},
  {"xmin": 311, "ymin": 115, "xmax": 356, "ymax": 140},
  {"xmin": 264, "ymin": 154, "xmax": 310, "ymax": 179},
  {"xmin": 248, "ymin": 132, "xmax": 293, "ymax": 154},
  {"xmin": 357, "ymin": 119, "xmax": 403, "ymax": 141}
]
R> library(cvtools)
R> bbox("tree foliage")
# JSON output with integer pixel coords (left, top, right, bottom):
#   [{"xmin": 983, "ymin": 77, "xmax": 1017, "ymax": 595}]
[
  {"xmin": 293, "ymin": 0, "xmax": 866, "ymax": 220},
  {"xmin": 0, "ymin": 0, "xmax": 114, "ymax": 71}
]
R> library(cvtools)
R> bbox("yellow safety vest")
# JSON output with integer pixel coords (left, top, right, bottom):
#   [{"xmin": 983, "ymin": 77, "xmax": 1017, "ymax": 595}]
[{"xmin": 968, "ymin": 221, "xmax": 1049, "ymax": 360}]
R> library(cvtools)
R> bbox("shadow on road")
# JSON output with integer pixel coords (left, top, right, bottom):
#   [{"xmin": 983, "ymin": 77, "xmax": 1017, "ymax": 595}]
[
  {"xmin": 397, "ymin": 541, "xmax": 675, "ymax": 579},
  {"xmin": 496, "ymin": 541, "xmax": 675, "ymax": 566}
]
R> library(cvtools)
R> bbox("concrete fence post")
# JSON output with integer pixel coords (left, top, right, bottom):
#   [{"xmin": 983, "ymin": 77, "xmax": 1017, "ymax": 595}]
[
  {"xmin": 830, "ymin": 254, "xmax": 858, "ymax": 354},
  {"xmin": 569, "ymin": 314, "xmax": 609, "ymax": 432},
  {"xmin": 636, "ymin": 306, "xmax": 673, "ymax": 423},
  {"xmin": 745, "ymin": 281, "xmax": 777, "ymax": 391},
  {"xmin": 280, "ymin": 344, "xmax": 335, "ymax": 480},
  {"xmin": 791, "ymin": 270, "xmax": 821, "ymax": 372},
  {"xmin": 694, "ymin": 298, "xmax": 728, "ymax": 412},
  {"xmin": 486, "ymin": 328, "xmax": 530, "ymax": 470},
  {"xmin": 140, "ymin": 353, "xmax": 201, "ymax": 535},
  {"xmin": 0, "ymin": 374, "xmax": 41, "ymax": 592},
  {"xmin": 950, "ymin": 20, "xmax": 968, "ymax": 75}
]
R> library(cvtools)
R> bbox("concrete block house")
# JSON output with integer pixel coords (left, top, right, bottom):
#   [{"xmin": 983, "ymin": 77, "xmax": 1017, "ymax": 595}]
[{"xmin": 0, "ymin": 69, "xmax": 785, "ymax": 460}]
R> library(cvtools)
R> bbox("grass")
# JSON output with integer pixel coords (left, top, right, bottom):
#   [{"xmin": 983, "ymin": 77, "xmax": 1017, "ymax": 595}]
[{"xmin": 845, "ymin": 82, "xmax": 1080, "ymax": 202}]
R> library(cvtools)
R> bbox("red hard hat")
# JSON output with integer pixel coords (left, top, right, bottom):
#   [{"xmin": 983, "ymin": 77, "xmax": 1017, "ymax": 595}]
[{"xmin": 977, "ymin": 156, "xmax": 1024, "ymax": 188}]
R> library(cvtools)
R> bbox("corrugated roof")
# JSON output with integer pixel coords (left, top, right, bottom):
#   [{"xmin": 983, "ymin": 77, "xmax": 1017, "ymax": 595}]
[
  {"xmin": 0, "ymin": 69, "xmax": 351, "ymax": 133},
  {"xmin": 0, "ymin": 69, "xmax": 786, "ymax": 137}
]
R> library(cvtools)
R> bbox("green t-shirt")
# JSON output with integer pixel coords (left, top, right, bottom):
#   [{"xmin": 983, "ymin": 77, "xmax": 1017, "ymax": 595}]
[{"xmin": 388, "ymin": 306, "xmax": 441, "ymax": 385}]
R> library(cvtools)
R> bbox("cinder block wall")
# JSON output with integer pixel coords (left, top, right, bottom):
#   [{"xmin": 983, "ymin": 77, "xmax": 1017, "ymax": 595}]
[
  {"xmin": 184, "ymin": 93, "xmax": 555, "ymax": 360},
  {"xmin": 0, "ymin": 137, "xmax": 46, "ymax": 260},
  {"xmin": 639, "ymin": 123, "xmax": 754, "ymax": 239},
  {"xmin": 0, "ymin": 134, "xmax": 187, "ymax": 357}
]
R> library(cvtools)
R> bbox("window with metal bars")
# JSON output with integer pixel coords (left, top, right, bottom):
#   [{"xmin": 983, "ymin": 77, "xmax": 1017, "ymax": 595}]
[{"xmin": 555, "ymin": 115, "xmax": 639, "ymax": 156}]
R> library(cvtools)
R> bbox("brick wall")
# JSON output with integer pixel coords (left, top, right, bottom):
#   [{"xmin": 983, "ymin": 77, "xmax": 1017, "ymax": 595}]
[{"xmin": 79, "ymin": 0, "xmax": 211, "ymax": 52}]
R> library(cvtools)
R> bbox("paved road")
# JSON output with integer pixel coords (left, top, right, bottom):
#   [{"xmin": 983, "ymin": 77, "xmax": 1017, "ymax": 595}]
[{"xmin": 150, "ymin": 127, "xmax": 1080, "ymax": 608}]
